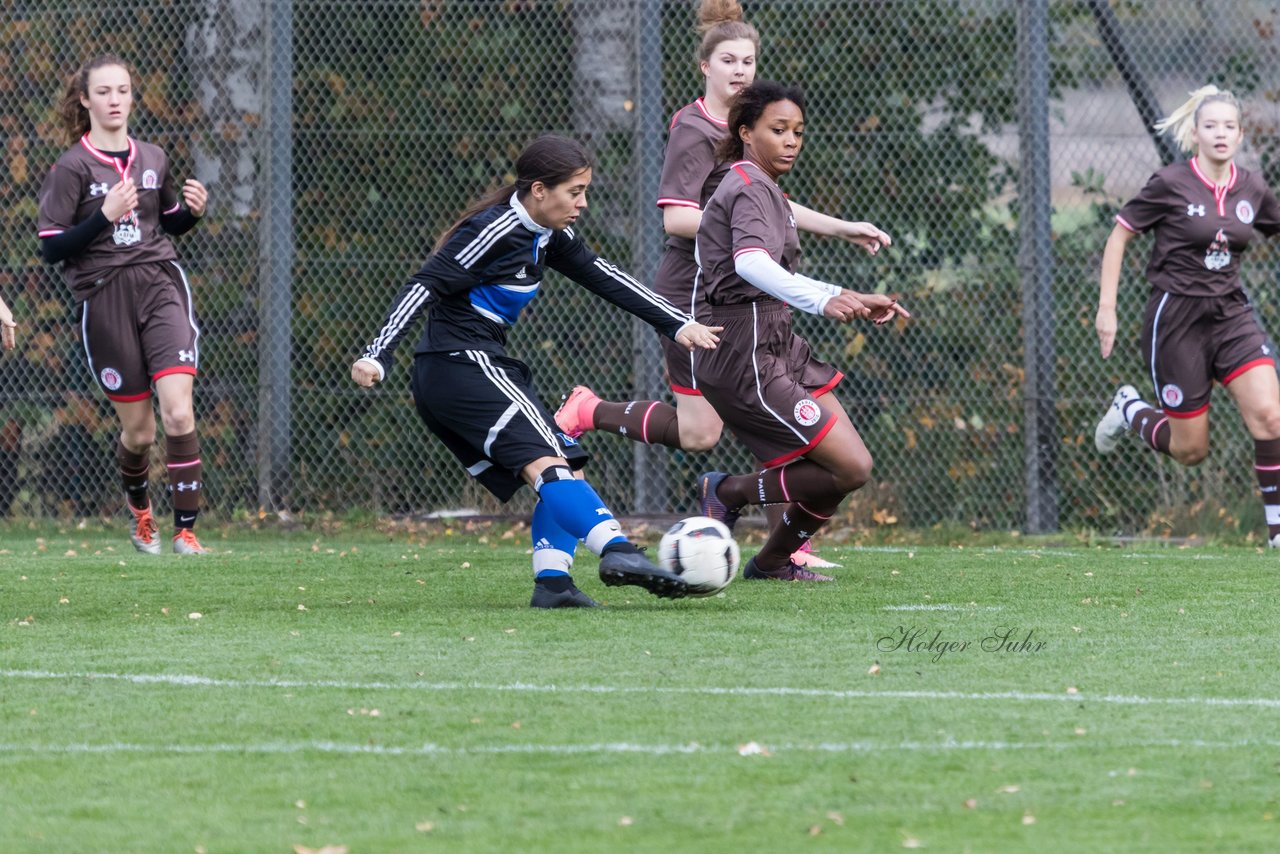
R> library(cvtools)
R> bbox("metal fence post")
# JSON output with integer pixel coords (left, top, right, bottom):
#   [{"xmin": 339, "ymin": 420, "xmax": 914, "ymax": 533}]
[
  {"xmin": 1018, "ymin": 0, "xmax": 1059, "ymax": 533},
  {"xmin": 631, "ymin": 0, "xmax": 667, "ymax": 513},
  {"xmin": 257, "ymin": 0, "xmax": 294, "ymax": 511}
]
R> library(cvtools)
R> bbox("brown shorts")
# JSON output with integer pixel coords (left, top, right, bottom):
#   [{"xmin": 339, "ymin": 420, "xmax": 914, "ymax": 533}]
[
  {"xmin": 80, "ymin": 261, "xmax": 200, "ymax": 402},
  {"xmin": 695, "ymin": 300, "xmax": 843, "ymax": 467},
  {"xmin": 1141, "ymin": 288, "xmax": 1273, "ymax": 418},
  {"xmin": 652, "ymin": 245, "xmax": 710, "ymax": 396}
]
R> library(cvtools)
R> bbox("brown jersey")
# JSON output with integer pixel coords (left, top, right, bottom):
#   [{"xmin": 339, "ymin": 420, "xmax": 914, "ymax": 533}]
[
  {"xmin": 37, "ymin": 135, "xmax": 182, "ymax": 301},
  {"xmin": 696, "ymin": 160, "xmax": 801, "ymax": 306},
  {"xmin": 656, "ymin": 98, "xmax": 731, "ymax": 256},
  {"xmin": 1116, "ymin": 159, "xmax": 1280, "ymax": 298}
]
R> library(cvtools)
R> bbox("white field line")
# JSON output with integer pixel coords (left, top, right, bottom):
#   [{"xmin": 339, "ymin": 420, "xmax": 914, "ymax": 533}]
[
  {"xmin": 4, "ymin": 668, "xmax": 1280, "ymax": 710},
  {"xmin": 882, "ymin": 604, "xmax": 1002, "ymax": 611},
  {"xmin": 0, "ymin": 737, "xmax": 1278, "ymax": 758}
]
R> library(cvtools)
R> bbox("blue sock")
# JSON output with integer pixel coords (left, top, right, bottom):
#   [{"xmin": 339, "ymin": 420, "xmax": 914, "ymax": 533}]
[
  {"xmin": 536, "ymin": 468, "xmax": 627, "ymax": 556},
  {"xmin": 532, "ymin": 498, "xmax": 577, "ymax": 580}
]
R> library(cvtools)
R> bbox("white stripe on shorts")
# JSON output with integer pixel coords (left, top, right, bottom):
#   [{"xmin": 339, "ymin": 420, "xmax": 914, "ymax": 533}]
[
  {"xmin": 464, "ymin": 351, "xmax": 564, "ymax": 457},
  {"xmin": 750, "ymin": 304, "xmax": 808, "ymax": 444}
]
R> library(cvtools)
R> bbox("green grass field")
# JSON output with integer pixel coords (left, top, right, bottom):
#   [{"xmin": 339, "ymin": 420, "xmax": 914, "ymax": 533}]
[{"xmin": 2, "ymin": 522, "xmax": 1279, "ymax": 852}]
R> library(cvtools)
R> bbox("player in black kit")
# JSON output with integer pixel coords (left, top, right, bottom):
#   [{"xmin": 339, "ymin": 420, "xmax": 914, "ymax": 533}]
[{"xmin": 352, "ymin": 135, "xmax": 721, "ymax": 608}]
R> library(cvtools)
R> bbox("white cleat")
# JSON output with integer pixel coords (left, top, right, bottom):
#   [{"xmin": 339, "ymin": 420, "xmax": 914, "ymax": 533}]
[
  {"xmin": 172, "ymin": 528, "xmax": 210, "ymax": 555},
  {"xmin": 1269, "ymin": 534, "xmax": 1280, "ymax": 550},
  {"xmin": 129, "ymin": 505, "xmax": 162, "ymax": 556},
  {"xmin": 1095, "ymin": 385, "xmax": 1140, "ymax": 454}
]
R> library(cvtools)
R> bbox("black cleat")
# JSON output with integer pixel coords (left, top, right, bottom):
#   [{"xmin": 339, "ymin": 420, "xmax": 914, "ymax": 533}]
[
  {"xmin": 530, "ymin": 582, "xmax": 601, "ymax": 608},
  {"xmin": 598, "ymin": 546, "xmax": 688, "ymax": 599},
  {"xmin": 742, "ymin": 556, "xmax": 834, "ymax": 582},
  {"xmin": 697, "ymin": 471, "xmax": 741, "ymax": 532}
]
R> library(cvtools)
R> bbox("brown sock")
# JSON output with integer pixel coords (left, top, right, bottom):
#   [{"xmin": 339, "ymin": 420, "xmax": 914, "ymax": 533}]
[
  {"xmin": 116, "ymin": 439, "xmax": 151, "ymax": 511},
  {"xmin": 1255, "ymin": 437, "xmax": 1280, "ymax": 540},
  {"xmin": 756, "ymin": 502, "xmax": 835, "ymax": 570},
  {"xmin": 165, "ymin": 431, "xmax": 202, "ymax": 531},
  {"xmin": 717, "ymin": 461, "xmax": 844, "ymax": 508},
  {"xmin": 593, "ymin": 400, "xmax": 682, "ymax": 448},
  {"xmin": 1124, "ymin": 400, "xmax": 1171, "ymax": 454}
]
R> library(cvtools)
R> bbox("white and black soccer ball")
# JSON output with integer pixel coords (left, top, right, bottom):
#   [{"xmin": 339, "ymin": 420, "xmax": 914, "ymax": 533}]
[{"xmin": 657, "ymin": 516, "xmax": 740, "ymax": 597}]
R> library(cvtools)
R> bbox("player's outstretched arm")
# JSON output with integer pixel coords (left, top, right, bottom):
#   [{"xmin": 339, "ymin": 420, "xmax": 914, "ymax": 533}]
[
  {"xmin": 790, "ymin": 201, "xmax": 892, "ymax": 255},
  {"xmin": 1097, "ymin": 224, "xmax": 1136, "ymax": 359}
]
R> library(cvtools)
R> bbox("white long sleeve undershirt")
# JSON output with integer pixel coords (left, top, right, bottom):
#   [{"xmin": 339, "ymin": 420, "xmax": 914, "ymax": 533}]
[{"xmin": 733, "ymin": 250, "xmax": 841, "ymax": 316}]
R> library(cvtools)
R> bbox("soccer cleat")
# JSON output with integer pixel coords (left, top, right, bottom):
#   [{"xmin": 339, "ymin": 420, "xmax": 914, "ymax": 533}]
[
  {"xmin": 530, "ymin": 582, "xmax": 600, "ymax": 608},
  {"xmin": 172, "ymin": 528, "xmax": 210, "ymax": 555},
  {"xmin": 598, "ymin": 547, "xmax": 688, "ymax": 599},
  {"xmin": 1270, "ymin": 534, "xmax": 1280, "ymax": 550},
  {"xmin": 790, "ymin": 540, "xmax": 841, "ymax": 568},
  {"xmin": 128, "ymin": 504, "xmax": 162, "ymax": 556},
  {"xmin": 743, "ymin": 556, "xmax": 834, "ymax": 582},
  {"xmin": 697, "ymin": 471, "xmax": 741, "ymax": 532},
  {"xmin": 554, "ymin": 385, "xmax": 600, "ymax": 439},
  {"xmin": 1095, "ymin": 384, "xmax": 1140, "ymax": 454}
]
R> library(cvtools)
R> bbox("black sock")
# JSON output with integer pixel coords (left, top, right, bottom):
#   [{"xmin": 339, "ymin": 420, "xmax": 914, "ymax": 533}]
[{"xmin": 535, "ymin": 574, "xmax": 574, "ymax": 592}]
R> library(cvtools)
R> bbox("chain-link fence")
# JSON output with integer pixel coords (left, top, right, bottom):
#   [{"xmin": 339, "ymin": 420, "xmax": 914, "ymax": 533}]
[{"xmin": 3, "ymin": 0, "xmax": 1280, "ymax": 536}]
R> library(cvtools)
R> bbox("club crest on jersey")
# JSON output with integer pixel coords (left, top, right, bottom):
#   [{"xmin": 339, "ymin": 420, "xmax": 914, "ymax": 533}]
[
  {"xmin": 100, "ymin": 367, "xmax": 123, "ymax": 390},
  {"xmin": 113, "ymin": 210, "xmax": 141, "ymax": 246},
  {"xmin": 1236, "ymin": 199, "xmax": 1255, "ymax": 224},
  {"xmin": 142, "ymin": 169, "xmax": 158, "ymax": 189},
  {"xmin": 1160, "ymin": 384, "xmax": 1184, "ymax": 408},
  {"xmin": 1204, "ymin": 228, "xmax": 1230, "ymax": 271},
  {"xmin": 89, "ymin": 182, "xmax": 109, "ymax": 197},
  {"xmin": 794, "ymin": 398, "xmax": 821, "ymax": 427},
  {"xmin": 1186, "ymin": 203, "xmax": 1205, "ymax": 217},
  {"xmin": 557, "ymin": 432, "xmax": 579, "ymax": 447}
]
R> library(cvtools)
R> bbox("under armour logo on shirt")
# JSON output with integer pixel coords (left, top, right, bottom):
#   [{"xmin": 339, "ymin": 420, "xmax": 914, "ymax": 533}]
[
  {"xmin": 1187, "ymin": 203, "xmax": 1206, "ymax": 217},
  {"xmin": 179, "ymin": 350, "xmax": 195, "ymax": 362},
  {"xmin": 89, "ymin": 182, "xmax": 109, "ymax": 197}
]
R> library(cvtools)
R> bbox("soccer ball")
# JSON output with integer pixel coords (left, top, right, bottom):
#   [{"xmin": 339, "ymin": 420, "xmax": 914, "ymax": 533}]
[{"xmin": 657, "ymin": 516, "xmax": 740, "ymax": 596}]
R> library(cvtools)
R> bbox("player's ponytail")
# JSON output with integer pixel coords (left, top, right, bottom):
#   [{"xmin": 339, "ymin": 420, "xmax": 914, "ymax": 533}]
[
  {"xmin": 1154, "ymin": 85, "xmax": 1242, "ymax": 154},
  {"xmin": 696, "ymin": 0, "xmax": 759, "ymax": 65},
  {"xmin": 715, "ymin": 80, "xmax": 806, "ymax": 163},
  {"xmin": 433, "ymin": 135, "xmax": 593, "ymax": 252},
  {"xmin": 59, "ymin": 54, "xmax": 136, "ymax": 145}
]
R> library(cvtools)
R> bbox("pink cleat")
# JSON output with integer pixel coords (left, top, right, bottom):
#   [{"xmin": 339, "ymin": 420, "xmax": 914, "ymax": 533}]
[
  {"xmin": 790, "ymin": 540, "xmax": 841, "ymax": 569},
  {"xmin": 554, "ymin": 385, "xmax": 601, "ymax": 438}
]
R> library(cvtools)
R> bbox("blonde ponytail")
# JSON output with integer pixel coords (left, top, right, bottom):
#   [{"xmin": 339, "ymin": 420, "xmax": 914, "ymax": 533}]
[{"xmin": 1154, "ymin": 85, "xmax": 1242, "ymax": 154}]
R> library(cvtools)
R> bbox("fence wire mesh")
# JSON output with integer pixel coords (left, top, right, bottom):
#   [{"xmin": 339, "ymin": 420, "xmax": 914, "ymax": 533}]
[{"xmin": 2, "ymin": 0, "xmax": 1280, "ymax": 537}]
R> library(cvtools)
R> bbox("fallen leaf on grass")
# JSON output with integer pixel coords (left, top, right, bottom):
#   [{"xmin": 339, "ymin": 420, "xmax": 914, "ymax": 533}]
[
  {"xmin": 808, "ymin": 825, "xmax": 822, "ymax": 836},
  {"xmin": 415, "ymin": 821, "xmax": 435, "ymax": 832},
  {"xmin": 1022, "ymin": 813, "xmax": 1036, "ymax": 825},
  {"xmin": 996, "ymin": 785, "xmax": 1020, "ymax": 794},
  {"xmin": 826, "ymin": 811, "xmax": 844, "ymax": 826},
  {"xmin": 188, "ymin": 612, "xmax": 202, "ymax": 620},
  {"xmin": 618, "ymin": 816, "xmax": 633, "ymax": 827},
  {"xmin": 902, "ymin": 837, "xmax": 923, "ymax": 849},
  {"xmin": 963, "ymin": 799, "xmax": 978, "ymax": 809},
  {"xmin": 868, "ymin": 663, "xmax": 881, "ymax": 675},
  {"xmin": 293, "ymin": 846, "xmax": 348, "ymax": 854}
]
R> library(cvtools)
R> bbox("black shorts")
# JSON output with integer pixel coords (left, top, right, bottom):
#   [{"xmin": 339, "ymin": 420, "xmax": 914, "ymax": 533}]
[
  {"xmin": 411, "ymin": 349, "xmax": 589, "ymax": 502},
  {"xmin": 1141, "ymin": 289, "xmax": 1273, "ymax": 418},
  {"xmin": 694, "ymin": 301, "xmax": 844, "ymax": 468},
  {"xmin": 80, "ymin": 261, "xmax": 200, "ymax": 402}
]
